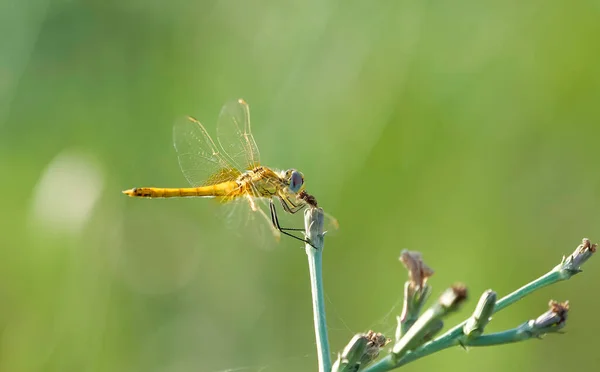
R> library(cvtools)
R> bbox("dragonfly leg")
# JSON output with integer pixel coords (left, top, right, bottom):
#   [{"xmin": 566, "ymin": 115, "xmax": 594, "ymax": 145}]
[
  {"xmin": 270, "ymin": 200, "xmax": 316, "ymax": 248},
  {"xmin": 277, "ymin": 197, "xmax": 305, "ymax": 231},
  {"xmin": 280, "ymin": 194, "xmax": 306, "ymax": 214},
  {"xmin": 278, "ymin": 194, "xmax": 307, "ymax": 218}
]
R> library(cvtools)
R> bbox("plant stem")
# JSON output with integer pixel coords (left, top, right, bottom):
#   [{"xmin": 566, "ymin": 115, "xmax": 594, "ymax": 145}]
[
  {"xmin": 305, "ymin": 207, "xmax": 331, "ymax": 372},
  {"xmin": 363, "ymin": 266, "xmax": 574, "ymax": 371}
]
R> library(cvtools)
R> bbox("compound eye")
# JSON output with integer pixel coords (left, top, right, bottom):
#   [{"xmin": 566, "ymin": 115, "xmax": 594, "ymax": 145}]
[{"xmin": 289, "ymin": 170, "xmax": 304, "ymax": 193}]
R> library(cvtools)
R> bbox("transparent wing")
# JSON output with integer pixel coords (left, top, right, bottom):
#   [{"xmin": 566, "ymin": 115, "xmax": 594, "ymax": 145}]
[
  {"xmin": 216, "ymin": 98, "xmax": 261, "ymax": 171},
  {"xmin": 291, "ymin": 191, "xmax": 340, "ymax": 237},
  {"xmin": 216, "ymin": 196, "xmax": 283, "ymax": 251},
  {"xmin": 218, "ymin": 181, "xmax": 315, "ymax": 250},
  {"xmin": 322, "ymin": 210, "xmax": 340, "ymax": 237},
  {"xmin": 173, "ymin": 116, "xmax": 241, "ymax": 187}
]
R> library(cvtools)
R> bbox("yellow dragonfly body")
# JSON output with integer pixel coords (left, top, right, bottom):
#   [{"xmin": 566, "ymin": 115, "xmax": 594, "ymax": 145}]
[
  {"xmin": 123, "ymin": 99, "xmax": 335, "ymax": 244},
  {"xmin": 125, "ymin": 165, "xmax": 292, "ymax": 201}
]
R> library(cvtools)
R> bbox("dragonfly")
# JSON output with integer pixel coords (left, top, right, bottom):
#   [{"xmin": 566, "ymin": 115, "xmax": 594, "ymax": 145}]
[{"xmin": 122, "ymin": 98, "xmax": 338, "ymax": 246}]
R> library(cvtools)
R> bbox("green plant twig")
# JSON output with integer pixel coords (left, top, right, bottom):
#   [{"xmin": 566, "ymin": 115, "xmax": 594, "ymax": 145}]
[
  {"xmin": 391, "ymin": 285, "xmax": 467, "ymax": 359},
  {"xmin": 304, "ymin": 205, "xmax": 331, "ymax": 372},
  {"xmin": 463, "ymin": 299, "xmax": 569, "ymax": 346},
  {"xmin": 363, "ymin": 238, "xmax": 596, "ymax": 371},
  {"xmin": 332, "ymin": 331, "xmax": 390, "ymax": 372}
]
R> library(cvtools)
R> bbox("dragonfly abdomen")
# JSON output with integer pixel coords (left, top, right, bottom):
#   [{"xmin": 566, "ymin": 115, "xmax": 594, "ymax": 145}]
[{"xmin": 123, "ymin": 181, "xmax": 239, "ymax": 198}]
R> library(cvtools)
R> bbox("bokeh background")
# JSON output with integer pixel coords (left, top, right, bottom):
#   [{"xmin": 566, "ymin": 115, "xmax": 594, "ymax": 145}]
[{"xmin": 2, "ymin": 1, "xmax": 599, "ymax": 371}]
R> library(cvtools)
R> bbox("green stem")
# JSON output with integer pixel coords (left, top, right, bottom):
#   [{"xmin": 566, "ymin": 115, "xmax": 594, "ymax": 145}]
[
  {"xmin": 305, "ymin": 207, "xmax": 331, "ymax": 372},
  {"xmin": 364, "ymin": 269, "xmax": 568, "ymax": 371},
  {"xmin": 494, "ymin": 270, "xmax": 560, "ymax": 312},
  {"xmin": 463, "ymin": 328, "xmax": 532, "ymax": 346}
]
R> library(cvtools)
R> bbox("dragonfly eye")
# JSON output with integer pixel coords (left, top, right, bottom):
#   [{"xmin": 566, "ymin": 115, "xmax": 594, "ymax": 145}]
[{"xmin": 288, "ymin": 169, "xmax": 304, "ymax": 193}]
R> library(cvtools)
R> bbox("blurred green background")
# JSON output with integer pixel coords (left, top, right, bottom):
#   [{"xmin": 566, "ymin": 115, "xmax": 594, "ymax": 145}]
[{"xmin": 1, "ymin": 1, "xmax": 599, "ymax": 371}]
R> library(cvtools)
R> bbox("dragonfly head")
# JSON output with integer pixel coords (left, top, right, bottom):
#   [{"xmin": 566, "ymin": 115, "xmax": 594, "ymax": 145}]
[{"xmin": 285, "ymin": 169, "xmax": 305, "ymax": 193}]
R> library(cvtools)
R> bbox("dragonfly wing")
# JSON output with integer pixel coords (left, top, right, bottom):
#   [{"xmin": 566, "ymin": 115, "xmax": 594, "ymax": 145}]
[
  {"xmin": 322, "ymin": 210, "xmax": 340, "ymax": 237},
  {"xmin": 216, "ymin": 98, "xmax": 261, "ymax": 171},
  {"xmin": 216, "ymin": 196, "xmax": 282, "ymax": 250},
  {"xmin": 173, "ymin": 116, "xmax": 241, "ymax": 187},
  {"xmin": 285, "ymin": 192, "xmax": 340, "ymax": 237}
]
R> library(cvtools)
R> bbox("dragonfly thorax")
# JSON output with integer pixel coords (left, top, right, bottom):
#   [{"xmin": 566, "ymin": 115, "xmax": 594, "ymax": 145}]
[{"xmin": 233, "ymin": 166, "xmax": 284, "ymax": 198}]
